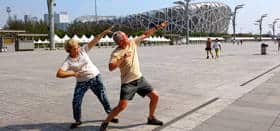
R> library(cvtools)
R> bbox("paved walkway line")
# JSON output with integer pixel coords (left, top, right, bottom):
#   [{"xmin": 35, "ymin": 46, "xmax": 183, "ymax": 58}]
[
  {"xmin": 240, "ymin": 63, "xmax": 280, "ymax": 86},
  {"xmin": 153, "ymin": 97, "xmax": 219, "ymax": 131}
]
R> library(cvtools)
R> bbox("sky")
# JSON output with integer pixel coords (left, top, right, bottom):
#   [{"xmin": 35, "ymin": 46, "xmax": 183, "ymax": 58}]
[{"xmin": 0, "ymin": 0, "xmax": 280, "ymax": 34}]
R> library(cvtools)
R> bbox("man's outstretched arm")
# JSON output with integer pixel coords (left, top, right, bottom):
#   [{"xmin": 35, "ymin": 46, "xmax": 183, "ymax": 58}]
[
  {"xmin": 87, "ymin": 26, "xmax": 113, "ymax": 50},
  {"xmin": 135, "ymin": 21, "xmax": 168, "ymax": 44}
]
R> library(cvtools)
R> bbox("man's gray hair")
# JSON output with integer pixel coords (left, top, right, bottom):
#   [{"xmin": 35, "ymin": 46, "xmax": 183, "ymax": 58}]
[{"xmin": 112, "ymin": 31, "xmax": 124, "ymax": 43}]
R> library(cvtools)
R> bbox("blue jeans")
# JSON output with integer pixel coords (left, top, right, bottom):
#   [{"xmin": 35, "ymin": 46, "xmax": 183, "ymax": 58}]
[{"xmin": 72, "ymin": 74, "xmax": 112, "ymax": 122}]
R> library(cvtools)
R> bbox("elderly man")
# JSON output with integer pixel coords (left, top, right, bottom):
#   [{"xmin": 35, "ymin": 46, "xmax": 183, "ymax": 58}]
[{"xmin": 99, "ymin": 21, "xmax": 168, "ymax": 131}]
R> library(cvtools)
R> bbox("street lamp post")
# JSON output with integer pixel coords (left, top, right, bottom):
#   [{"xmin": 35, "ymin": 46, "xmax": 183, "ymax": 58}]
[
  {"xmin": 47, "ymin": 0, "xmax": 55, "ymax": 50},
  {"xmin": 6, "ymin": 7, "xmax": 11, "ymax": 20},
  {"xmin": 94, "ymin": 0, "xmax": 98, "ymax": 23},
  {"xmin": 272, "ymin": 18, "xmax": 280, "ymax": 40},
  {"xmin": 232, "ymin": 4, "xmax": 244, "ymax": 44},
  {"xmin": 174, "ymin": 0, "xmax": 191, "ymax": 45},
  {"xmin": 256, "ymin": 14, "xmax": 268, "ymax": 41}
]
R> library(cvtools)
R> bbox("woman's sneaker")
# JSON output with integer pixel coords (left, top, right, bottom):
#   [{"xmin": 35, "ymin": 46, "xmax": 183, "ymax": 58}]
[
  {"xmin": 70, "ymin": 121, "xmax": 82, "ymax": 129},
  {"xmin": 99, "ymin": 122, "xmax": 109, "ymax": 131},
  {"xmin": 147, "ymin": 118, "xmax": 163, "ymax": 125}
]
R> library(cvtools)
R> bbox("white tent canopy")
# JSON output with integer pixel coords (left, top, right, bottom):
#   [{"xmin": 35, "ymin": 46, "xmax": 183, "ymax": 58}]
[
  {"xmin": 144, "ymin": 36, "xmax": 156, "ymax": 42},
  {"xmin": 188, "ymin": 37, "xmax": 225, "ymax": 41},
  {"xmin": 42, "ymin": 39, "xmax": 50, "ymax": 44},
  {"xmin": 54, "ymin": 35, "xmax": 63, "ymax": 43},
  {"xmin": 72, "ymin": 34, "xmax": 81, "ymax": 42},
  {"xmin": 144, "ymin": 36, "xmax": 171, "ymax": 42},
  {"xmin": 35, "ymin": 39, "xmax": 43, "ymax": 44},
  {"xmin": 100, "ymin": 35, "xmax": 114, "ymax": 43},
  {"xmin": 38, "ymin": 34, "xmax": 171, "ymax": 44},
  {"xmin": 62, "ymin": 35, "xmax": 70, "ymax": 43},
  {"xmin": 80, "ymin": 35, "xmax": 89, "ymax": 43},
  {"xmin": 88, "ymin": 35, "xmax": 94, "ymax": 41},
  {"xmin": 161, "ymin": 36, "xmax": 171, "ymax": 42},
  {"xmin": 128, "ymin": 36, "xmax": 134, "ymax": 40}
]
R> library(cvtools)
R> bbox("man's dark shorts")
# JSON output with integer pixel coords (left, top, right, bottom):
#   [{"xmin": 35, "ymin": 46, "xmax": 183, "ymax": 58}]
[
  {"xmin": 120, "ymin": 77, "xmax": 153, "ymax": 100},
  {"xmin": 205, "ymin": 47, "xmax": 212, "ymax": 51}
]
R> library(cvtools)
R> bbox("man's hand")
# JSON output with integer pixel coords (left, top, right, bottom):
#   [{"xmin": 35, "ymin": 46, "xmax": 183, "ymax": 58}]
[
  {"xmin": 87, "ymin": 26, "xmax": 114, "ymax": 50},
  {"xmin": 102, "ymin": 26, "xmax": 113, "ymax": 35},
  {"xmin": 158, "ymin": 21, "xmax": 168, "ymax": 29},
  {"xmin": 123, "ymin": 51, "xmax": 131, "ymax": 59},
  {"xmin": 138, "ymin": 21, "xmax": 169, "ymax": 43},
  {"xmin": 74, "ymin": 71, "xmax": 82, "ymax": 78}
]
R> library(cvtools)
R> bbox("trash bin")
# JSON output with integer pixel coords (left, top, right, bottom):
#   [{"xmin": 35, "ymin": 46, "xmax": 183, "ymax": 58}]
[{"xmin": 261, "ymin": 43, "xmax": 268, "ymax": 55}]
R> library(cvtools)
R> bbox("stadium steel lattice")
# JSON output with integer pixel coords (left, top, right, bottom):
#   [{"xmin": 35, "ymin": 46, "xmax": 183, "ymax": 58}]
[{"xmin": 103, "ymin": 2, "xmax": 232, "ymax": 34}]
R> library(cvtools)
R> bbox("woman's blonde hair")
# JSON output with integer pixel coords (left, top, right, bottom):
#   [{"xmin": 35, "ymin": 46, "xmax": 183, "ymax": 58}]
[{"xmin": 64, "ymin": 39, "xmax": 79, "ymax": 53}]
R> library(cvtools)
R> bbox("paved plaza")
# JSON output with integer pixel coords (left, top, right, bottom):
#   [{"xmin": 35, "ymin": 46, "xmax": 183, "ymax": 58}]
[{"xmin": 1, "ymin": 41, "xmax": 280, "ymax": 131}]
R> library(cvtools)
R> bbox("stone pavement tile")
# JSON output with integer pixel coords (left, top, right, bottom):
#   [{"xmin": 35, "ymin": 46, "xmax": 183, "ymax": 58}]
[
  {"xmin": 2, "ymin": 123, "xmax": 71, "ymax": 131},
  {"xmin": 196, "ymin": 99, "xmax": 234, "ymax": 116},
  {"xmin": 171, "ymin": 99, "xmax": 232, "ymax": 130},
  {"xmin": 270, "ymin": 126, "xmax": 280, "ymax": 131},
  {"xmin": 247, "ymin": 124, "xmax": 271, "ymax": 131},
  {"xmin": 192, "ymin": 69, "xmax": 280, "ymax": 131},
  {"xmin": 228, "ymin": 103, "xmax": 279, "ymax": 118},
  {"xmin": 206, "ymin": 81, "xmax": 259, "ymax": 100},
  {"xmin": 157, "ymin": 95, "xmax": 211, "ymax": 118},
  {"xmin": 0, "ymin": 101, "xmax": 21, "ymax": 115},
  {"xmin": 191, "ymin": 122, "xmax": 245, "ymax": 131},
  {"xmin": 0, "ymin": 94, "xmax": 68, "ymax": 116},
  {"xmin": 203, "ymin": 115, "xmax": 270, "ymax": 131},
  {"xmin": 249, "ymin": 86, "xmax": 274, "ymax": 96},
  {"xmin": 272, "ymin": 115, "xmax": 280, "ymax": 127},
  {"xmin": 167, "ymin": 112, "xmax": 211, "ymax": 130},
  {"xmin": 238, "ymin": 93, "xmax": 268, "ymax": 104},
  {"xmin": 151, "ymin": 97, "xmax": 220, "ymax": 130},
  {"xmin": 162, "ymin": 126, "xmax": 187, "ymax": 131},
  {"xmin": 262, "ymin": 95, "xmax": 280, "ymax": 105},
  {"xmin": 269, "ymin": 88, "xmax": 280, "ymax": 96},
  {"xmin": 4, "ymin": 103, "xmax": 72, "ymax": 125},
  {"xmin": 1, "ymin": 92, "xmax": 105, "ymax": 123},
  {"xmin": 240, "ymin": 92, "xmax": 280, "ymax": 106},
  {"xmin": 14, "ymin": 104, "xmax": 71, "ymax": 123},
  {"xmin": 234, "ymin": 100, "xmax": 280, "ymax": 112},
  {"xmin": 0, "ymin": 111, "xmax": 34, "ymax": 128},
  {"xmin": 106, "ymin": 119, "xmax": 151, "ymax": 131},
  {"xmin": 216, "ymin": 106, "xmax": 276, "ymax": 125}
]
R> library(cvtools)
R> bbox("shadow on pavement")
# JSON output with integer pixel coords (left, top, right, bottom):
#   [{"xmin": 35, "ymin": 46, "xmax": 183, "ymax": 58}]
[
  {"xmin": 109, "ymin": 122, "xmax": 147, "ymax": 129},
  {"xmin": 0, "ymin": 120, "xmax": 147, "ymax": 131},
  {"xmin": 0, "ymin": 120, "xmax": 100, "ymax": 131}
]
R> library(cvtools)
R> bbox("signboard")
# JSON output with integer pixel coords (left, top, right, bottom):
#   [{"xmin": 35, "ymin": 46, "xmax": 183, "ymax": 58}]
[{"xmin": 3, "ymin": 38, "xmax": 14, "ymax": 45}]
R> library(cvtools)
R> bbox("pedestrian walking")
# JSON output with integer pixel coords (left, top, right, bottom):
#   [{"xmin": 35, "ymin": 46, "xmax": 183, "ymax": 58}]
[
  {"xmin": 205, "ymin": 38, "xmax": 214, "ymax": 59},
  {"xmin": 213, "ymin": 38, "xmax": 222, "ymax": 58}
]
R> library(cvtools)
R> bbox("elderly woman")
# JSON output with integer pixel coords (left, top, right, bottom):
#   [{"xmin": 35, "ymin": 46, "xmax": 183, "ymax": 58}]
[{"xmin": 56, "ymin": 27, "xmax": 118, "ymax": 129}]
